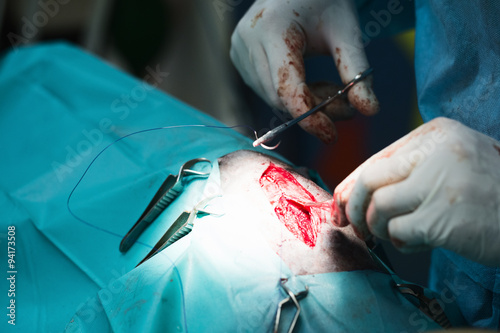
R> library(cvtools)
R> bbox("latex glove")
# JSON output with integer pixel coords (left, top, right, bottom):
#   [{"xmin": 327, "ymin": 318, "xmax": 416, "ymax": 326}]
[
  {"xmin": 333, "ymin": 117, "xmax": 500, "ymax": 266},
  {"xmin": 230, "ymin": 0, "xmax": 379, "ymax": 143}
]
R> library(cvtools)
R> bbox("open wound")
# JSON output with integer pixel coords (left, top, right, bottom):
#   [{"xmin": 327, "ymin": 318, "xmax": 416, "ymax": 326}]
[{"xmin": 259, "ymin": 163, "xmax": 332, "ymax": 247}]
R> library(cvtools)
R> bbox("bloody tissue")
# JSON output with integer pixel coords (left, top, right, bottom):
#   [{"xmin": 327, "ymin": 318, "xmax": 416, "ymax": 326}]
[{"xmin": 260, "ymin": 163, "xmax": 332, "ymax": 247}]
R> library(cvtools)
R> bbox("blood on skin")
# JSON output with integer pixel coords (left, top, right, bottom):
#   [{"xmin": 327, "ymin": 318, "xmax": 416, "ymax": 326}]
[
  {"xmin": 260, "ymin": 163, "xmax": 334, "ymax": 247},
  {"xmin": 287, "ymin": 58, "xmax": 305, "ymax": 80},
  {"xmin": 494, "ymin": 144, "xmax": 500, "ymax": 156},
  {"xmin": 283, "ymin": 24, "xmax": 305, "ymax": 54},
  {"xmin": 296, "ymin": 91, "xmax": 314, "ymax": 109},
  {"xmin": 349, "ymin": 94, "xmax": 373, "ymax": 114},
  {"xmin": 282, "ymin": 24, "xmax": 305, "ymax": 80},
  {"xmin": 277, "ymin": 24, "xmax": 335, "ymax": 143},
  {"xmin": 373, "ymin": 145, "xmax": 399, "ymax": 160},
  {"xmin": 373, "ymin": 121, "xmax": 441, "ymax": 160},
  {"xmin": 335, "ymin": 47, "xmax": 342, "ymax": 67},
  {"xmin": 276, "ymin": 66, "xmax": 334, "ymax": 142},
  {"xmin": 278, "ymin": 27, "xmax": 303, "ymax": 97},
  {"xmin": 332, "ymin": 190, "xmax": 352, "ymax": 228},
  {"xmin": 251, "ymin": 8, "xmax": 265, "ymax": 28},
  {"xmin": 276, "ymin": 67, "xmax": 290, "ymax": 99},
  {"xmin": 390, "ymin": 236, "xmax": 406, "ymax": 249}
]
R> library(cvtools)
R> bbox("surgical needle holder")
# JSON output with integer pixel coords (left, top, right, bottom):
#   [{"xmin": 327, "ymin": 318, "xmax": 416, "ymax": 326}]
[{"xmin": 253, "ymin": 67, "xmax": 374, "ymax": 147}]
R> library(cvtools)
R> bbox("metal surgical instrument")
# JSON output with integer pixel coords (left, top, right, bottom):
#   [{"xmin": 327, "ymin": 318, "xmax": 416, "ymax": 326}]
[
  {"xmin": 120, "ymin": 158, "xmax": 212, "ymax": 253},
  {"xmin": 136, "ymin": 196, "xmax": 222, "ymax": 266},
  {"xmin": 274, "ymin": 278, "xmax": 309, "ymax": 333},
  {"xmin": 368, "ymin": 249, "xmax": 453, "ymax": 329},
  {"xmin": 253, "ymin": 67, "xmax": 374, "ymax": 147},
  {"xmin": 396, "ymin": 283, "xmax": 452, "ymax": 329}
]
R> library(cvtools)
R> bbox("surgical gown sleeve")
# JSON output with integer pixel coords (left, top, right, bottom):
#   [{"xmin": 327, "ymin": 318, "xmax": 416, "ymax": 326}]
[{"xmin": 414, "ymin": 1, "xmax": 500, "ymax": 329}]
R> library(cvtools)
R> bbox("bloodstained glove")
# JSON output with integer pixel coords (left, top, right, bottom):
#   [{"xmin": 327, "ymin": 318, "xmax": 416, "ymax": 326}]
[
  {"xmin": 334, "ymin": 117, "xmax": 500, "ymax": 266},
  {"xmin": 230, "ymin": 0, "xmax": 379, "ymax": 143}
]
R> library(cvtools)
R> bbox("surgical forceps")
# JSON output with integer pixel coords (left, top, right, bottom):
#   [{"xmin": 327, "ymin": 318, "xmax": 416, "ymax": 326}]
[
  {"xmin": 369, "ymin": 249, "xmax": 453, "ymax": 329},
  {"xmin": 253, "ymin": 68, "xmax": 374, "ymax": 147},
  {"xmin": 120, "ymin": 158, "xmax": 212, "ymax": 253},
  {"xmin": 136, "ymin": 195, "xmax": 222, "ymax": 266},
  {"xmin": 396, "ymin": 283, "xmax": 452, "ymax": 329},
  {"xmin": 274, "ymin": 278, "xmax": 309, "ymax": 333}
]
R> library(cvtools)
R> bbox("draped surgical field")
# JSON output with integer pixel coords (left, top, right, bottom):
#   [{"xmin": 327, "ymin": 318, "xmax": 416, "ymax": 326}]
[{"xmin": 218, "ymin": 150, "xmax": 377, "ymax": 275}]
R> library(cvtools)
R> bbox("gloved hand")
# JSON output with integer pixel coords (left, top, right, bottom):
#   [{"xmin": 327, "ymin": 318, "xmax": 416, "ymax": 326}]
[
  {"xmin": 230, "ymin": 0, "xmax": 379, "ymax": 143},
  {"xmin": 333, "ymin": 117, "xmax": 500, "ymax": 266}
]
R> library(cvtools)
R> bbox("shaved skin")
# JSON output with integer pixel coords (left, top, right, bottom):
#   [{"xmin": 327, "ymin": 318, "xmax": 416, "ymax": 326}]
[{"xmin": 218, "ymin": 150, "xmax": 378, "ymax": 275}]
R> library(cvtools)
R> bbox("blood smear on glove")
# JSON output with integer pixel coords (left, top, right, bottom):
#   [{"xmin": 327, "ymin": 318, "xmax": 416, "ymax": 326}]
[{"xmin": 259, "ymin": 163, "xmax": 333, "ymax": 247}]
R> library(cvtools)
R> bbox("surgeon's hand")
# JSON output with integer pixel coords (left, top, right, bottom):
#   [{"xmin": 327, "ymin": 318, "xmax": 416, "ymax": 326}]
[
  {"xmin": 230, "ymin": 0, "xmax": 379, "ymax": 143},
  {"xmin": 333, "ymin": 117, "xmax": 500, "ymax": 266}
]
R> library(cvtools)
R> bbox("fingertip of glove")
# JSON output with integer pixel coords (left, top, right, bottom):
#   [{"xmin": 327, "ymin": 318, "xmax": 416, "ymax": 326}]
[
  {"xmin": 347, "ymin": 82, "xmax": 380, "ymax": 116},
  {"xmin": 390, "ymin": 236, "xmax": 406, "ymax": 249},
  {"xmin": 319, "ymin": 129, "xmax": 337, "ymax": 144},
  {"xmin": 310, "ymin": 119, "xmax": 337, "ymax": 144},
  {"xmin": 351, "ymin": 223, "xmax": 370, "ymax": 241},
  {"xmin": 332, "ymin": 200, "xmax": 349, "ymax": 227},
  {"xmin": 293, "ymin": 101, "xmax": 338, "ymax": 144}
]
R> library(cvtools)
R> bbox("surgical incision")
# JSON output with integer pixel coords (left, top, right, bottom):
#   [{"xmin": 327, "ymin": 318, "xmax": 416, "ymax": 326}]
[{"xmin": 260, "ymin": 163, "xmax": 333, "ymax": 247}]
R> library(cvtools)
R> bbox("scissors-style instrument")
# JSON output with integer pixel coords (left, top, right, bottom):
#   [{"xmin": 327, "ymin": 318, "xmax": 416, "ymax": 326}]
[{"xmin": 253, "ymin": 68, "xmax": 374, "ymax": 147}]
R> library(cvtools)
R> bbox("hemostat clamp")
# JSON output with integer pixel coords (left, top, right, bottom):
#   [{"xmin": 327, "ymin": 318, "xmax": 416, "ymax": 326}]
[
  {"xmin": 119, "ymin": 158, "xmax": 212, "ymax": 253},
  {"xmin": 274, "ymin": 278, "xmax": 309, "ymax": 333}
]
